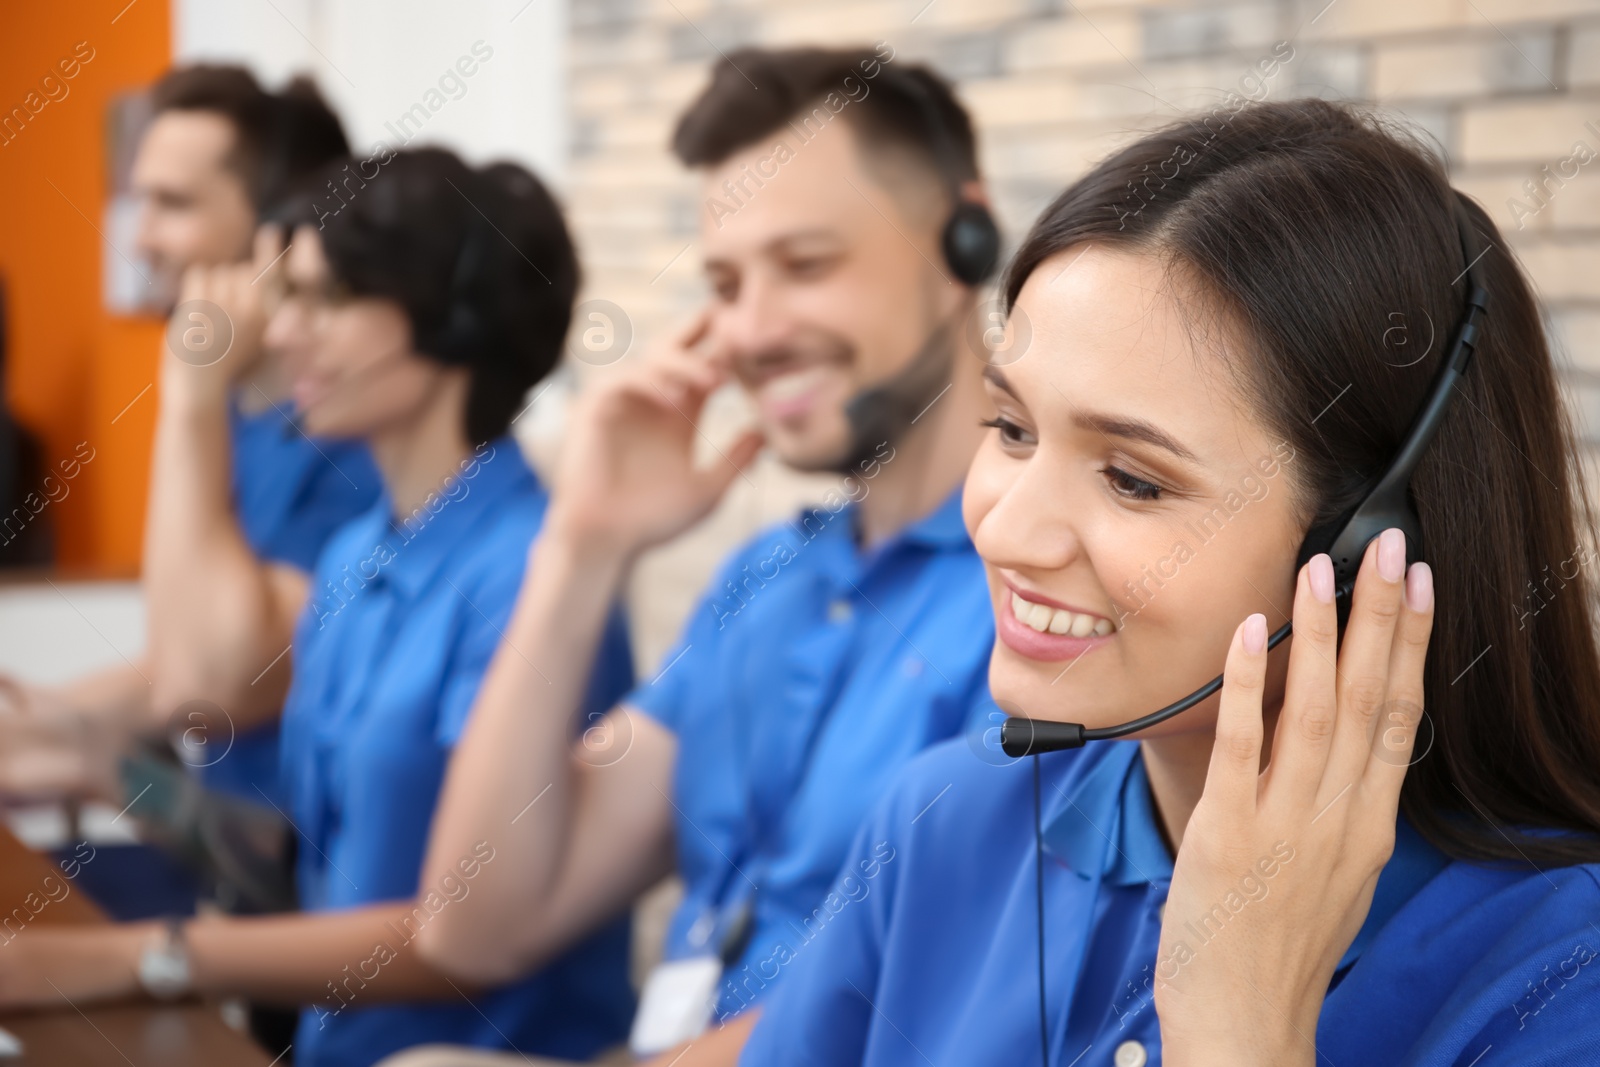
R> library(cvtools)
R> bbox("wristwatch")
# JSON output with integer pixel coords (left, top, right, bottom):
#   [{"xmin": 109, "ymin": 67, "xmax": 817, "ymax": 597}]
[{"xmin": 137, "ymin": 918, "xmax": 192, "ymax": 1000}]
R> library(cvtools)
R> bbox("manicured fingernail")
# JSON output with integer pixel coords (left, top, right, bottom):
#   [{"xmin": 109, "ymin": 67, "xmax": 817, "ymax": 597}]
[
  {"xmin": 1243, "ymin": 613, "xmax": 1267, "ymax": 654},
  {"xmin": 1406, "ymin": 561, "xmax": 1433, "ymax": 612},
  {"xmin": 1308, "ymin": 553, "xmax": 1335, "ymax": 603},
  {"xmin": 1378, "ymin": 528, "xmax": 1405, "ymax": 583}
]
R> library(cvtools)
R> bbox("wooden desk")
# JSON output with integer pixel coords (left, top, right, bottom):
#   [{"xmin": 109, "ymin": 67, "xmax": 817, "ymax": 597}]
[{"xmin": 0, "ymin": 826, "xmax": 275, "ymax": 1066}]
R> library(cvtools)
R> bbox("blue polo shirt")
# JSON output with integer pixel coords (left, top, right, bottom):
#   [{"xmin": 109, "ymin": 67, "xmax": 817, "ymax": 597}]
[
  {"xmin": 279, "ymin": 439, "xmax": 635, "ymax": 1067},
  {"xmin": 744, "ymin": 737, "xmax": 1600, "ymax": 1066},
  {"xmin": 203, "ymin": 397, "xmax": 379, "ymax": 805},
  {"xmin": 626, "ymin": 486, "xmax": 998, "ymax": 1020}
]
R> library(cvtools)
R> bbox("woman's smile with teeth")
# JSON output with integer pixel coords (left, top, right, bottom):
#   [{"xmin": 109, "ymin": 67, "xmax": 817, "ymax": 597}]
[{"xmin": 1010, "ymin": 592, "xmax": 1114, "ymax": 637}]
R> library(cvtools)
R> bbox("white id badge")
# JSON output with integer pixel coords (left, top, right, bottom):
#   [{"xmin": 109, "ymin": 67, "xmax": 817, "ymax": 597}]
[{"xmin": 629, "ymin": 955, "xmax": 724, "ymax": 1056}]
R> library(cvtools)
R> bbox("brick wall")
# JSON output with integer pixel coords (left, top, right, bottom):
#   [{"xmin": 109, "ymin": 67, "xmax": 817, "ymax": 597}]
[{"xmin": 562, "ymin": 0, "xmax": 1600, "ymax": 668}]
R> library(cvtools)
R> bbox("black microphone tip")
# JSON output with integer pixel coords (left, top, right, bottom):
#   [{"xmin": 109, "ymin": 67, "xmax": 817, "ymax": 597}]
[{"xmin": 1000, "ymin": 717, "xmax": 1086, "ymax": 758}]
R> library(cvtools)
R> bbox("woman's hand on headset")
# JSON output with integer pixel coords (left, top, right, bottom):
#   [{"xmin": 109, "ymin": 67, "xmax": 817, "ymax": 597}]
[{"xmin": 1153, "ymin": 529, "xmax": 1434, "ymax": 1067}]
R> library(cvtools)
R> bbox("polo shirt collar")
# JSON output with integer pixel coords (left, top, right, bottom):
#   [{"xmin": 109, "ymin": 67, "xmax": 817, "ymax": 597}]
[
  {"xmin": 370, "ymin": 437, "xmax": 537, "ymax": 601},
  {"xmin": 797, "ymin": 483, "xmax": 973, "ymax": 596},
  {"xmin": 1039, "ymin": 740, "xmax": 1452, "ymax": 970},
  {"xmin": 1041, "ymin": 742, "xmax": 1174, "ymax": 887},
  {"xmin": 803, "ymin": 482, "xmax": 970, "ymax": 556}
]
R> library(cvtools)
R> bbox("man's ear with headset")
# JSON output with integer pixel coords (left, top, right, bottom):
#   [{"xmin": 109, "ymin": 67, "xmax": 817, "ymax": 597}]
[{"xmin": 943, "ymin": 180, "xmax": 1001, "ymax": 288}]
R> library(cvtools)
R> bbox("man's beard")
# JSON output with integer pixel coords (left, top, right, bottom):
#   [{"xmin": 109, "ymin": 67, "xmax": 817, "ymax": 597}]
[{"xmin": 826, "ymin": 312, "xmax": 959, "ymax": 475}]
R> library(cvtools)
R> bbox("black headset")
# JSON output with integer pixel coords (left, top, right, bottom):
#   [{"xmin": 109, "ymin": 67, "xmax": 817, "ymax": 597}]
[
  {"xmin": 884, "ymin": 67, "xmax": 1002, "ymax": 286},
  {"xmin": 1002, "ymin": 195, "xmax": 1489, "ymax": 1065},
  {"xmin": 418, "ymin": 185, "xmax": 497, "ymax": 369},
  {"xmin": 833, "ymin": 69, "xmax": 1001, "ymax": 473},
  {"xmin": 432, "ymin": 211, "xmax": 495, "ymax": 367},
  {"xmin": 1000, "ymin": 195, "xmax": 1489, "ymax": 758}
]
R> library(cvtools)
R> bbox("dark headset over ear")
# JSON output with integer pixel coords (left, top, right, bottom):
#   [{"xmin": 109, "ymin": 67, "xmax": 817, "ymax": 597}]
[
  {"xmin": 1293, "ymin": 200, "xmax": 1488, "ymax": 625},
  {"xmin": 883, "ymin": 69, "xmax": 1001, "ymax": 287},
  {"xmin": 419, "ymin": 194, "xmax": 496, "ymax": 368},
  {"xmin": 1000, "ymin": 194, "xmax": 1491, "ymax": 757},
  {"xmin": 830, "ymin": 69, "xmax": 1001, "ymax": 473}
]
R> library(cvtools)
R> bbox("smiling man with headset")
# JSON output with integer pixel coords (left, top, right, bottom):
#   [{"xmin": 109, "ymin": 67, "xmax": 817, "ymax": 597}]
[{"xmin": 389, "ymin": 45, "xmax": 1006, "ymax": 1067}]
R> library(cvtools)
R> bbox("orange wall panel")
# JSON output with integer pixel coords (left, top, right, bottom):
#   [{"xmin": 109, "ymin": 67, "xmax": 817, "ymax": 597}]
[{"xmin": 0, "ymin": 0, "xmax": 169, "ymax": 573}]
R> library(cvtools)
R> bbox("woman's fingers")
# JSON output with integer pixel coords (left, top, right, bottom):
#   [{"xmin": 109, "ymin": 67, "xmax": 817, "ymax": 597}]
[
  {"xmin": 1325, "ymin": 529, "xmax": 1408, "ymax": 785},
  {"xmin": 1364, "ymin": 561, "xmax": 1434, "ymax": 789},
  {"xmin": 1264, "ymin": 553, "xmax": 1340, "ymax": 805},
  {"xmin": 1206, "ymin": 613, "xmax": 1270, "ymax": 816}
]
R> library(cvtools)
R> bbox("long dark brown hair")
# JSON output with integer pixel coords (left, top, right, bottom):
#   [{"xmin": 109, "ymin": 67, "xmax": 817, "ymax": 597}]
[{"xmin": 1005, "ymin": 97, "xmax": 1600, "ymax": 867}]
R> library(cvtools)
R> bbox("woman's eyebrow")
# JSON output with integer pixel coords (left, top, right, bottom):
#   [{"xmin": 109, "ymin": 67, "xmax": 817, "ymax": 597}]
[
  {"xmin": 1076, "ymin": 411, "xmax": 1198, "ymax": 462},
  {"xmin": 982, "ymin": 365, "xmax": 1019, "ymax": 398},
  {"xmin": 982, "ymin": 366, "xmax": 1197, "ymax": 461}
]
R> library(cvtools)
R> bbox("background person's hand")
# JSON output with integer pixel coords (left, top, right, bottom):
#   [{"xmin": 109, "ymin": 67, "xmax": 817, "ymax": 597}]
[
  {"xmin": 0, "ymin": 924, "xmax": 147, "ymax": 1009},
  {"xmin": 1154, "ymin": 531, "xmax": 1434, "ymax": 1066},
  {"xmin": 0, "ymin": 673, "xmax": 68, "ymax": 720},
  {"xmin": 0, "ymin": 678, "xmax": 126, "ymax": 803},
  {"xmin": 545, "ymin": 307, "xmax": 763, "ymax": 563},
  {"xmin": 163, "ymin": 225, "xmax": 287, "ymax": 397}
]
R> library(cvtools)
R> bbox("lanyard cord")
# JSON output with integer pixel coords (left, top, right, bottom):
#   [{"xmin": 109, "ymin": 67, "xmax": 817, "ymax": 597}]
[{"xmin": 1035, "ymin": 753, "xmax": 1050, "ymax": 1066}]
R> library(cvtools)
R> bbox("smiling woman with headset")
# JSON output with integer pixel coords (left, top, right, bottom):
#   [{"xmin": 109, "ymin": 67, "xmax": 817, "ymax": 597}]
[{"xmin": 740, "ymin": 98, "xmax": 1600, "ymax": 1066}]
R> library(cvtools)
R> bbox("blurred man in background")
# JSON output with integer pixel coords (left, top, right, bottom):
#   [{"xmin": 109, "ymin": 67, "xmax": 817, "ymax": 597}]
[
  {"xmin": 395, "ymin": 45, "xmax": 1007, "ymax": 1067},
  {"xmin": 0, "ymin": 64, "xmax": 377, "ymax": 1055},
  {"xmin": 0, "ymin": 66, "xmax": 376, "ymax": 810}
]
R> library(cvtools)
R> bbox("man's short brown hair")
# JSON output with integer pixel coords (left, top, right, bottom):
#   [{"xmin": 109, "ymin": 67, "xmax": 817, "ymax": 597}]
[
  {"xmin": 149, "ymin": 64, "xmax": 348, "ymax": 213},
  {"xmin": 671, "ymin": 45, "xmax": 979, "ymax": 188}
]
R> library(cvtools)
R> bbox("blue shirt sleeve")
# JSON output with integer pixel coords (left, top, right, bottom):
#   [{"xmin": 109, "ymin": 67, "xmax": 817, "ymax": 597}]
[
  {"xmin": 433, "ymin": 576, "xmax": 634, "ymax": 749},
  {"xmin": 580, "ymin": 607, "xmax": 636, "ymax": 726},
  {"xmin": 623, "ymin": 548, "xmax": 753, "ymax": 734},
  {"xmin": 1415, "ymin": 865, "xmax": 1600, "ymax": 1066},
  {"xmin": 229, "ymin": 400, "xmax": 380, "ymax": 574},
  {"xmin": 264, "ymin": 443, "xmax": 381, "ymax": 572}
]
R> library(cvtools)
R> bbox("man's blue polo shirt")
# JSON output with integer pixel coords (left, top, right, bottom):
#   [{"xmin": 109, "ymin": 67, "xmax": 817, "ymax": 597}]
[
  {"xmin": 625, "ymin": 486, "xmax": 998, "ymax": 1020},
  {"xmin": 743, "ymin": 736, "xmax": 1600, "ymax": 1066},
  {"xmin": 279, "ymin": 439, "xmax": 635, "ymax": 1067},
  {"xmin": 203, "ymin": 397, "xmax": 379, "ymax": 805}
]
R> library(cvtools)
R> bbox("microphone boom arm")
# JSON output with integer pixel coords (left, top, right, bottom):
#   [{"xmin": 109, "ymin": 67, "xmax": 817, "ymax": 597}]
[{"xmin": 999, "ymin": 619, "xmax": 1294, "ymax": 757}]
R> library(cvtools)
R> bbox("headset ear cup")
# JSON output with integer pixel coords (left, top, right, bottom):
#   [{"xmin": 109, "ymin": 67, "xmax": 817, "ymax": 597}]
[
  {"xmin": 436, "ymin": 302, "xmax": 487, "ymax": 366},
  {"xmin": 426, "ymin": 207, "xmax": 494, "ymax": 366},
  {"xmin": 942, "ymin": 202, "xmax": 1001, "ymax": 286}
]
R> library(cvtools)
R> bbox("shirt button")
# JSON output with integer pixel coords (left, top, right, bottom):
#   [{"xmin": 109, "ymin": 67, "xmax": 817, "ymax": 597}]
[
  {"xmin": 1114, "ymin": 1040, "xmax": 1148, "ymax": 1067},
  {"xmin": 827, "ymin": 599, "xmax": 853, "ymax": 623}
]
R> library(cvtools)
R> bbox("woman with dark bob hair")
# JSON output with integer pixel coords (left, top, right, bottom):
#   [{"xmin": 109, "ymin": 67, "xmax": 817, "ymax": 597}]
[
  {"xmin": 0, "ymin": 149, "xmax": 636, "ymax": 1066},
  {"xmin": 742, "ymin": 98, "xmax": 1600, "ymax": 1065}
]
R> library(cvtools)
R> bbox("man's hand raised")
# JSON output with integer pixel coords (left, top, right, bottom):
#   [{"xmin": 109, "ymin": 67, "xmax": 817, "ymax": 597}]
[
  {"xmin": 163, "ymin": 225, "xmax": 287, "ymax": 402},
  {"xmin": 546, "ymin": 308, "xmax": 763, "ymax": 563}
]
